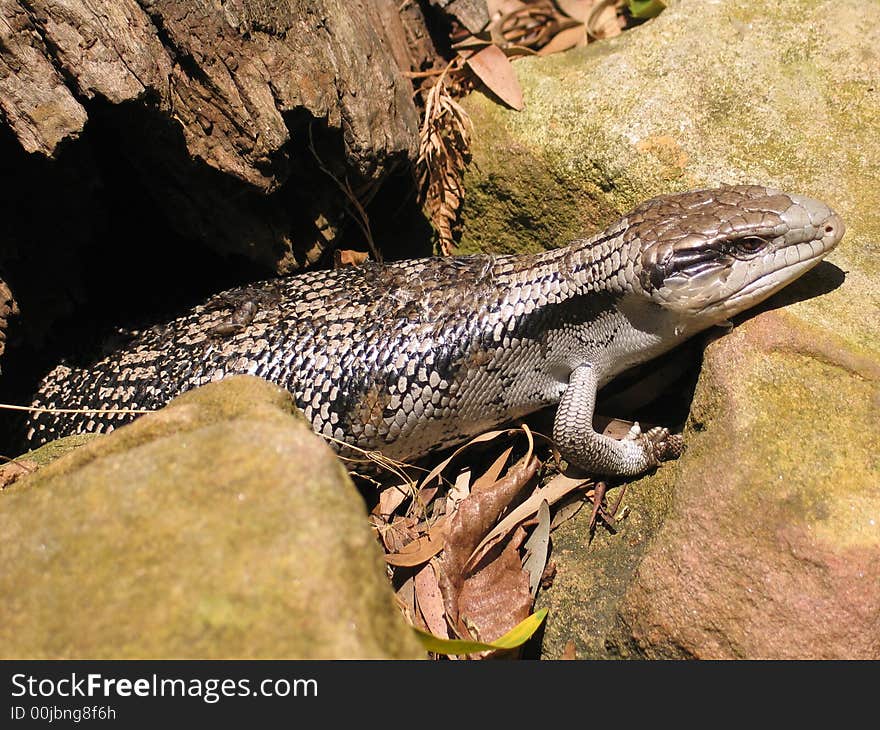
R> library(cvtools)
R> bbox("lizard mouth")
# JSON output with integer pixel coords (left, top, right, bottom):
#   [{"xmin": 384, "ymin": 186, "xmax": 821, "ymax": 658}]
[
  {"xmin": 713, "ymin": 249, "xmax": 827, "ymax": 313},
  {"xmin": 677, "ymin": 210, "xmax": 845, "ymax": 319},
  {"xmin": 721, "ymin": 212, "xmax": 844, "ymax": 311}
]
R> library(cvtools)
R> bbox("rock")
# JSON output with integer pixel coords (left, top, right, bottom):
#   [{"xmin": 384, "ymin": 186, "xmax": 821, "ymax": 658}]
[
  {"xmin": 0, "ymin": 376, "xmax": 423, "ymax": 659},
  {"xmin": 610, "ymin": 315, "xmax": 880, "ymax": 659},
  {"xmin": 535, "ymin": 466, "xmax": 676, "ymax": 660},
  {"xmin": 461, "ymin": 0, "xmax": 880, "ymax": 658},
  {"xmin": 16, "ymin": 432, "xmax": 99, "ymax": 467}
]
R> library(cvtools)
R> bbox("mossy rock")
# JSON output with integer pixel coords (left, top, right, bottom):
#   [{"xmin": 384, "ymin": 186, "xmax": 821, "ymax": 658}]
[{"xmin": 0, "ymin": 376, "xmax": 423, "ymax": 659}]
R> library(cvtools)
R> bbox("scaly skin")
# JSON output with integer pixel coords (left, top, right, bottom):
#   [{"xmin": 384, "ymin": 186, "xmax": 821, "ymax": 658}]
[{"xmin": 24, "ymin": 186, "xmax": 845, "ymax": 475}]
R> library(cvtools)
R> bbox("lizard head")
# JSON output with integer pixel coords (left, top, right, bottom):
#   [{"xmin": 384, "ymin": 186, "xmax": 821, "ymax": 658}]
[{"xmin": 627, "ymin": 185, "xmax": 844, "ymax": 323}]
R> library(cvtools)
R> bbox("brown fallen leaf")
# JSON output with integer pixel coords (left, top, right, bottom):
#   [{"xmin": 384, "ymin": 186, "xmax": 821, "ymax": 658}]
[
  {"xmin": 333, "ymin": 249, "xmax": 370, "ymax": 268},
  {"xmin": 446, "ymin": 466, "xmax": 472, "ymax": 518},
  {"xmin": 470, "ymin": 445, "xmax": 513, "ymax": 493},
  {"xmin": 455, "ymin": 526, "xmax": 532, "ymax": 650},
  {"xmin": 380, "ymin": 514, "xmax": 421, "ymax": 554},
  {"xmin": 598, "ymin": 416, "xmax": 638, "ymax": 440},
  {"xmin": 438, "ymin": 455, "xmax": 540, "ymax": 629},
  {"xmin": 549, "ymin": 493, "xmax": 588, "ymax": 529},
  {"xmin": 415, "ymin": 561, "xmax": 449, "ymax": 640},
  {"xmin": 417, "ymin": 63, "xmax": 473, "ymax": 255},
  {"xmin": 417, "ymin": 427, "xmax": 532, "ymax": 492},
  {"xmin": 488, "ymin": 0, "xmax": 527, "ymax": 17},
  {"xmin": 374, "ymin": 481, "xmax": 415, "ymax": 519},
  {"xmin": 395, "ymin": 572, "xmax": 417, "ymax": 628},
  {"xmin": 467, "ymin": 471, "xmax": 592, "ymax": 569},
  {"xmin": 586, "ymin": 0, "xmax": 625, "ymax": 40},
  {"xmin": 537, "ymin": 23, "xmax": 587, "ymax": 55},
  {"xmin": 385, "ymin": 517, "xmax": 449, "ymax": 567},
  {"xmin": 555, "ymin": 0, "xmax": 594, "ymax": 23},
  {"xmin": 561, "ymin": 639, "xmax": 578, "ymax": 659},
  {"xmin": 465, "ymin": 43, "xmax": 525, "ymax": 111}
]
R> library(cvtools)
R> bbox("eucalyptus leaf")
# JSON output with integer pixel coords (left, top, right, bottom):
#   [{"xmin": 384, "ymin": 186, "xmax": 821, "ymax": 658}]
[
  {"xmin": 413, "ymin": 608, "xmax": 548, "ymax": 654},
  {"xmin": 628, "ymin": 0, "xmax": 666, "ymax": 19}
]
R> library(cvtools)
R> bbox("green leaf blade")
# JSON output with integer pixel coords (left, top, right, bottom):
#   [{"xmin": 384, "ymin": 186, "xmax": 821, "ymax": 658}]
[
  {"xmin": 413, "ymin": 608, "xmax": 549, "ymax": 655},
  {"xmin": 628, "ymin": 0, "xmax": 666, "ymax": 19}
]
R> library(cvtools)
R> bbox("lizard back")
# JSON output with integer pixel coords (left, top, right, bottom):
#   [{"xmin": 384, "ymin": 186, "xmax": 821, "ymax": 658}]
[{"xmin": 25, "ymin": 248, "xmax": 606, "ymax": 459}]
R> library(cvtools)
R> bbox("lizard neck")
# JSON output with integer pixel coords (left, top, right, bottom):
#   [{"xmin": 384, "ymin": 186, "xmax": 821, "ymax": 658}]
[{"xmin": 520, "ymin": 218, "xmax": 636, "ymax": 300}]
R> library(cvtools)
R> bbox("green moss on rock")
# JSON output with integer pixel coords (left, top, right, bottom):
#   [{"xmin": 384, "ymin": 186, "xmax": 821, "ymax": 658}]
[
  {"xmin": 458, "ymin": 0, "xmax": 880, "ymax": 658},
  {"xmin": 0, "ymin": 376, "xmax": 423, "ymax": 659}
]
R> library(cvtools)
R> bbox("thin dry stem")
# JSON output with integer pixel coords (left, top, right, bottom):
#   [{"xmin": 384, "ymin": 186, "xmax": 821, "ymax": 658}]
[{"xmin": 308, "ymin": 125, "xmax": 383, "ymax": 263}]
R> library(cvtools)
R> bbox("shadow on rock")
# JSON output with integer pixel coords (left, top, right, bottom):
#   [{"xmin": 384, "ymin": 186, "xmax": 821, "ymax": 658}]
[{"xmin": 750, "ymin": 260, "xmax": 846, "ymax": 316}]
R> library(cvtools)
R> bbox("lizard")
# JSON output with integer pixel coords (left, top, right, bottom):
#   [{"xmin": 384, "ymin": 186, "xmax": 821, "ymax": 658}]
[{"xmin": 22, "ymin": 185, "xmax": 844, "ymax": 477}]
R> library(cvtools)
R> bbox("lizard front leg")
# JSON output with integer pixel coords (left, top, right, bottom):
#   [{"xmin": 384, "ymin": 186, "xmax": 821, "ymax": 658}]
[{"xmin": 553, "ymin": 365, "xmax": 683, "ymax": 476}]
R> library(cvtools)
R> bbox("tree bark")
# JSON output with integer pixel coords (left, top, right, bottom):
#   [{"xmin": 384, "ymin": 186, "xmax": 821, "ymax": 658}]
[
  {"xmin": 0, "ymin": 0, "xmax": 446, "ymax": 367},
  {"xmin": 2, "ymin": 0, "xmax": 424, "ymax": 187}
]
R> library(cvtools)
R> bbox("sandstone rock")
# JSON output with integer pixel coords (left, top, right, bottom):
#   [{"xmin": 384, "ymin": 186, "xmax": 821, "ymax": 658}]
[
  {"xmin": 0, "ymin": 376, "xmax": 423, "ymax": 659},
  {"xmin": 461, "ymin": 0, "xmax": 880, "ymax": 658},
  {"xmin": 609, "ymin": 314, "xmax": 880, "ymax": 659}
]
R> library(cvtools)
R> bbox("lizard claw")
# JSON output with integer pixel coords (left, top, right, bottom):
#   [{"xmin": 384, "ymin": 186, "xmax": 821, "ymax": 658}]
[
  {"xmin": 625, "ymin": 421, "xmax": 643, "ymax": 440},
  {"xmin": 642, "ymin": 426, "xmax": 684, "ymax": 465}
]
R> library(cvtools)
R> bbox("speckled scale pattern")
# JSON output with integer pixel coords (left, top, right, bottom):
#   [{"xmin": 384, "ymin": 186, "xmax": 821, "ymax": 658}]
[{"xmin": 24, "ymin": 237, "xmax": 626, "ymax": 459}]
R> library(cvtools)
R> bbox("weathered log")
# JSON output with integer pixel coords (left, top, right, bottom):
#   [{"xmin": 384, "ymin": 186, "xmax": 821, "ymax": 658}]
[
  {"xmin": 2, "ymin": 0, "xmax": 422, "ymax": 187},
  {"xmin": 0, "ymin": 0, "xmax": 444, "ymax": 371},
  {"xmin": 428, "ymin": 0, "xmax": 489, "ymax": 34},
  {"xmin": 0, "ymin": 0, "xmax": 437, "ymax": 274}
]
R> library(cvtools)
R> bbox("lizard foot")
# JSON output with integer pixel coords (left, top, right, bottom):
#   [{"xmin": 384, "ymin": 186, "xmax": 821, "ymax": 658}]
[{"xmin": 625, "ymin": 423, "xmax": 684, "ymax": 467}]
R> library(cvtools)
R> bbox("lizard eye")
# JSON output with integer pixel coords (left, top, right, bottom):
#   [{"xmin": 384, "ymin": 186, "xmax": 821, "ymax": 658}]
[{"xmin": 734, "ymin": 236, "xmax": 767, "ymax": 255}]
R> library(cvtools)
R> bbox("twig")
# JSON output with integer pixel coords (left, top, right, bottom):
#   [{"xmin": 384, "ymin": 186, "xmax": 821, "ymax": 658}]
[
  {"xmin": 322, "ymin": 433, "xmax": 426, "ymax": 484},
  {"xmin": 307, "ymin": 125, "xmax": 382, "ymax": 263},
  {"xmin": 0, "ymin": 403, "xmax": 153, "ymax": 415}
]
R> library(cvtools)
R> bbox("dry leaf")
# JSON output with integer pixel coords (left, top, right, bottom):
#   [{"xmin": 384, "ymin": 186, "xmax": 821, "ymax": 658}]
[
  {"xmin": 375, "ymin": 482, "xmax": 414, "ymax": 518},
  {"xmin": 467, "ymin": 471, "xmax": 591, "ymax": 568},
  {"xmin": 465, "ymin": 44, "xmax": 525, "ymax": 111},
  {"xmin": 495, "ymin": 2, "xmax": 557, "ymax": 48},
  {"xmin": 536, "ymin": 22, "xmax": 587, "ymax": 55},
  {"xmin": 418, "ymin": 66, "xmax": 473, "ymax": 255},
  {"xmin": 385, "ymin": 517, "xmax": 449, "ymax": 567},
  {"xmin": 333, "ymin": 249, "xmax": 369, "ymax": 267},
  {"xmin": 521, "ymin": 499, "xmax": 551, "ymax": 597},
  {"xmin": 380, "ymin": 514, "xmax": 421, "ymax": 553},
  {"xmin": 555, "ymin": 0, "xmax": 595, "ymax": 23},
  {"xmin": 549, "ymin": 493, "xmax": 588, "ymax": 529},
  {"xmin": 455, "ymin": 526, "xmax": 532, "ymax": 649},
  {"xmin": 438, "ymin": 455, "xmax": 540, "ymax": 627},
  {"xmin": 586, "ymin": 0, "xmax": 624, "ymax": 39},
  {"xmin": 470, "ymin": 446, "xmax": 513, "ymax": 493},
  {"xmin": 415, "ymin": 562, "xmax": 449, "ymax": 639},
  {"xmin": 395, "ymin": 572, "xmax": 417, "ymax": 628},
  {"xmin": 417, "ymin": 427, "xmax": 528, "ymax": 492},
  {"xmin": 488, "ymin": 0, "xmax": 527, "ymax": 16},
  {"xmin": 446, "ymin": 466, "xmax": 472, "ymax": 517},
  {"xmin": 600, "ymin": 417, "xmax": 638, "ymax": 440}
]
